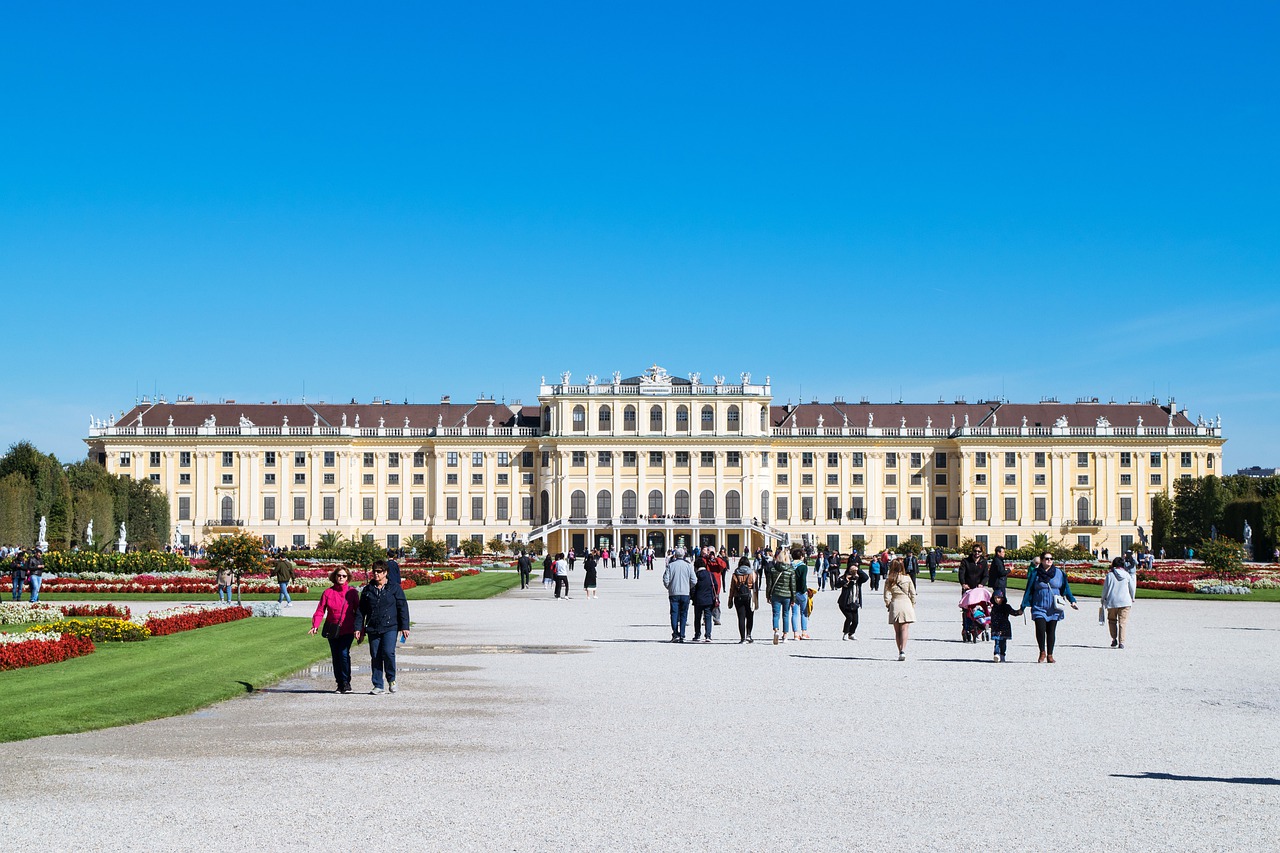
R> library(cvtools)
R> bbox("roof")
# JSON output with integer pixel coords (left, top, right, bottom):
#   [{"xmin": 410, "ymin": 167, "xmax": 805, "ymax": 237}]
[
  {"xmin": 771, "ymin": 401, "xmax": 1193, "ymax": 431},
  {"xmin": 114, "ymin": 401, "xmax": 526, "ymax": 430}
]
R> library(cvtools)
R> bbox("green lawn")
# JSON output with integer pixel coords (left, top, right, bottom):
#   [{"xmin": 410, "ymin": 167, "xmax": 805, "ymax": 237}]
[
  {"xmin": 32, "ymin": 570, "xmax": 522, "ymax": 602},
  {"xmin": 929, "ymin": 570, "xmax": 1280, "ymax": 602},
  {"xmin": 0, "ymin": 618, "xmax": 330, "ymax": 742}
]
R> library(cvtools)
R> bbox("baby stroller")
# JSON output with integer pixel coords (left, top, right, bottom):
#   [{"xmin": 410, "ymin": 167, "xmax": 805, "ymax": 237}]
[{"xmin": 958, "ymin": 586, "xmax": 992, "ymax": 643}]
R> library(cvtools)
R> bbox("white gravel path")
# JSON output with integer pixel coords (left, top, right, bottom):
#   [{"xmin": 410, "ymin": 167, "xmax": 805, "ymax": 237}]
[{"xmin": 2, "ymin": 563, "xmax": 1277, "ymax": 852}]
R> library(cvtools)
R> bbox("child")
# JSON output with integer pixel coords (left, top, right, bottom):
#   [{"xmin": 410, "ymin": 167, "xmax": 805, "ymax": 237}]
[{"xmin": 989, "ymin": 591, "xmax": 1023, "ymax": 662}]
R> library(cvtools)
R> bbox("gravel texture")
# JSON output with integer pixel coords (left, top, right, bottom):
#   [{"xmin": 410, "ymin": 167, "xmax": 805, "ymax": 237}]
[{"xmin": 2, "ymin": 564, "xmax": 1278, "ymax": 852}]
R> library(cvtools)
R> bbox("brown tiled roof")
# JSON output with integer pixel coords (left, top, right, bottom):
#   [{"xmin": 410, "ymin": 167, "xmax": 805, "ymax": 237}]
[
  {"xmin": 773, "ymin": 401, "xmax": 1192, "ymax": 431},
  {"xmin": 116, "ymin": 401, "xmax": 523, "ymax": 430}
]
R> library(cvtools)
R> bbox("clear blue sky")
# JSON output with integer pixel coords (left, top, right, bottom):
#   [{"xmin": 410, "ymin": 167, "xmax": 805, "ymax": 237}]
[{"xmin": 2, "ymin": 2, "xmax": 1277, "ymax": 468}]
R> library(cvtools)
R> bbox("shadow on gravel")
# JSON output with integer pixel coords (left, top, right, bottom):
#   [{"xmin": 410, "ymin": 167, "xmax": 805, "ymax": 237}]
[
  {"xmin": 591, "ymin": 638, "xmax": 684, "ymax": 644},
  {"xmin": 1112, "ymin": 772, "xmax": 1280, "ymax": 786},
  {"xmin": 789, "ymin": 654, "xmax": 893, "ymax": 662}
]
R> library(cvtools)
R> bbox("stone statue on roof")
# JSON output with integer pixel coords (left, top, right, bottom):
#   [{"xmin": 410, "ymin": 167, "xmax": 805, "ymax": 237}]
[
  {"xmin": 991, "ymin": 413, "xmax": 997, "ymax": 427},
  {"xmin": 1096, "ymin": 416, "xmax": 1110, "ymax": 428},
  {"xmin": 612, "ymin": 371, "xmax": 621, "ymax": 385},
  {"xmin": 239, "ymin": 414, "xmax": 253, "ymax": 427},
  {"xmin": 378, "ymin": 417, "xmax": 385, "ymax": 429},
  {"xmin": 561, "ymin": 371, "xmax": 572, "ymax": 386},
  {"xmin": 964, "ymin": 413, "xmax": 970, "ymax": 428},
  {"xmin": 168, "ymin": 415, "xmax": 174, "ymax": 427},
  {"xmin": 314, "ymin": 413, "xmax": 320, "ymax": 427},
  {"xmin": 1022, "ymin": 415, "xmax": 1028, "ymax": 428},
  {"xmin": 341, "ymin": 413, "xmax": 347, "ymax": 427},
  {"xmin": 437, "ymin": 414, "xmax": 444, "ymax": 428},
  {"xmin": 1136, "ymin": 415, "xmax": 1143, "ymax": 428},
  {"xmin": 842, "ymin": 411, "xmax": 848, "ymax": 428},
  {"xmin": 354, "ymin": 414, "xmax": 360, "ymax": 429},
  {"xmin": 282, "ymin": 415, "xmax": 289, "ymax": 427},
  {"xmin": 203, "ymin": 414, "xmax": 216, "ymax": 428},
  {"xmin": 487, "ymin": 415, "xmax": 495, "ymax": 428},
  {"xmin": 926, "ymin": 416, "xmax": 932, "ymax": 429},
  {"xmin": 404, "ymin": 416, "xmax": 410, "ymax": 428},
  {"xmin": 817, "ymin": 414, "xmax": 824, "ymax": 428},
  {"xmin": 714, "ymin": 375, "xmax": 726, "ymax": 386},
  {"xmin": 689, "ymin": 372, "xmax": 701, "ymax": 386},
  {"xmin": 740, "ymin": 372, "xmax": 751, "ymax": 385},
  {"xmin": 900, "ymin": 416, "xmax": 906, "ymax": 428},
  {"xmin": 868, "ymin": 412, "xmax": 874, "ymax": 428},
  {"xmin": 952, "ymin": 414, "xmax": 957, "ymax": 430},
  {"xmin": 585, "ymin": 374, "xmax": 598, "ymax": 386},
  {"xmin": 1054, "ymin": 415, "xmax": 1068, "ymax": 428}
]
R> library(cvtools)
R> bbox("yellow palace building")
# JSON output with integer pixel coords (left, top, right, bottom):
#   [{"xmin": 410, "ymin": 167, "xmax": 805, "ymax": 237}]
[{"xmin": 86, "ymin": 365, "xmax": 1225, "ymax": 556}]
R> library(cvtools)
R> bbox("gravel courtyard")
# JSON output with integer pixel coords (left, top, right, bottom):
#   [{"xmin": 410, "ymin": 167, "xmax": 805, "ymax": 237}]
[{"xmin": 2, "ymin": 565, "xmax": 1277, "ymax": 852}]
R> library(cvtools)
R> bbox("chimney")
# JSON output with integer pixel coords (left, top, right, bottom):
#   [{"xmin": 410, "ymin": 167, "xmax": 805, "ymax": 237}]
[{"xmin": 441, "ymin": 395, "xmax": 451, "ymax": 404}]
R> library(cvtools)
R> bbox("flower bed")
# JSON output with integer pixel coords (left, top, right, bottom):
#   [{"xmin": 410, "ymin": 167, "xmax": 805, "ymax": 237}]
[
  {"xmin": 140, "ymin": 605, "xmax": 252, "ymax": 636},
  {"xmin": 60, "ymin": 604, "xmax": 132, "ymax": 619},
  {"xmin": 0, "ymin": 602, "xmax": 64, "ymax": 625},
  {"xmin": 0, "ymin": 576, "xmax": 311, "ymax": 595},
  {"xmin": 0, "ymin": 632, "xmax": 96, "ymax": 671},
  {"xmin": 28, "ymin": 618, "xmax": 150, "ymax": 642},
  {"xmin": 43, "ymin": 551, "xmax": 192, "ymax": 575},
  {"xmin": 401, "ymin": 568, "xmax": 481, "ymax": 586}
]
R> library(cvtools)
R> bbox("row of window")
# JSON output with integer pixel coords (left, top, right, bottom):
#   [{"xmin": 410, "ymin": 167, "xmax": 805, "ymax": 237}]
[
  {"xmin": 183, "ymin": 495, "xmax": 527, "ymax": 524},
  {"xmin": 564, "ymin": 404, "xmax": 746, "ymax": 432}
]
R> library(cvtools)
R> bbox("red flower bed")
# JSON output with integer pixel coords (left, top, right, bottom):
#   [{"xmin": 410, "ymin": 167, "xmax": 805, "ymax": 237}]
[
  {"xmin": 145, "ymin": 606, "xmax": 252, "ymax": 636},
  {"xmin": 401, "ymin": 568, "xmax": 482, "ymax": 586},
  {"xmin": 0, "ymin": 634, "xmax": 96, "ymax": 671},
  {"xmin": 9, "ymin": 577, "xmax": 310, "ymax": 595},
  {"xmin": 61, "ymin": 604, "xmax": 132, "ymax": 619}
]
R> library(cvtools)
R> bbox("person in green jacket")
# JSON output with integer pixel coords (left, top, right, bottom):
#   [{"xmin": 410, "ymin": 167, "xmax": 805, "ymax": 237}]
[
  {"xmin": 766, "ymin": 548, "xmax": 797, "ymax": 645},
  {"xmin": 788, "ymin": 546, "xmax": 811, "ymax": 641}
]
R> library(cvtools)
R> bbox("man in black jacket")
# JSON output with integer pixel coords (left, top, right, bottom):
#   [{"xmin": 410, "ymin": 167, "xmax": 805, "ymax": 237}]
[
  {"xmin": 958, "ymin": 544, "xmax": 988, "ymax": 591},
  {"xmin": 987, "ymin": 546, "xmax": 1009, "ymax": 594},
  {"xmin": 517, "ymin": 551, "xmax": 533, "ymax": 589},
  {"xmin": 925, "ymin": 547, "xmax": 941, "ymax": 582},
  {"xmin": 355, "ymin": 559, "xmax": 411, "ymax": 694}
]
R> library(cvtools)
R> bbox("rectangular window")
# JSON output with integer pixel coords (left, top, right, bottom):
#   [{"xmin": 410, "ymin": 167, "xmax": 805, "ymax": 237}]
[
  {"xmin": 388, "ymin": 452, "xmax": 400, "ymax": 468},
  {"xmin": 1181, "ymin": 452, "xmax": 1192, "ymax": 467},
  {"xmin": 675, "ymin": 451, "xmax": 689, "ymax": 467},
  {"xmin": 1077, "ymin": 475, "xmax": 1089, "ymax": 486},
  {"xmin": 573, "ymin": 451, "xmax": 587, "ymax": 467},
  {"xmin": 975, "ymin": 534, "xmax": 988, "ymax": 549},
  {"xmin": 447, "ymin": 452, "xmax": 458, "ymax": 467},
  {"xmin": 885, "ymin": 452, "xmax": 897, "ymax": 468},
  {"xmin": 1077, "ymin": 452, "xmax": 1089, "ymax": 467},
  {"xmin": 975, "ymin": 473, "xmax": 987, "ymax": 485},
  {"xmin": 885, "ymin": 473, "xmax": 897, "ymax": 486},
  {"xmin": 911, "ymin": 452, "xmax": 923, "ymax": 468},
  {"xmin": 292, "ymin": 535, "xmax": 305, "ymax": 548},
  {"xmin": 472, "ymin": 452, "xmax": 483, "ymax": 466},
  {"xmin": 910, "ymin": 473, "xmax": 923, "ymax": 485},
  {"xmin": 623, "ymin": 451, "xmax": 637, "ymax": 467},
  {"xmin": 541, "ymin": 451, "xmax": 550, "ymax": 468},
  {"xmin": 728, "ymin": 451, "xmax": 742, "ymax": 467},
  {"xmin": 851, "ymin": 452, "xmax": 864, "ymax": 467},
  {"xmin": 802, "ymin": 452, "xmax": 814, "ymax": 468},
  {"xmin": 826, "ymin": 496, "xmax": 839, "ymax": 520},
  {"xmin": 652, "ymin": 451, "xmax": 666, "ymax": 467},
  {"xmin": 363, "ymin": 497, "xmax": 375, "ymax": 521},
  {"xmin": 801, "ymin": 474, "xmax": 814, "ymax": 485},
  {"xmin": 521, "ymin": 496, "xmax": 533, "ymax": 520},
  {"xmin": 910, "ymin": 497, "xmax": 923, "ymax": 520},
  {"xmin": 149, "ymin": 473, "xmax": 160, "ymax": 483},
  {"xmin": 1150, "ymin": 452, "xmax": 1162, "ymax": 466},
  {"xmin": 975, "ymin": 497, "xmax": 988, "ymax": 521},
  {"xmin": 148, "ymin": 451, "xmax": 161, "ymax": 466},
  {"xmin": 414, "ymin": 451, "xmax": 426, "ymax": 467},
  {"xmin": 827, "ymin": 473, "xmax": 838, "ymax": 485},
  {"xmin": 119, "ymin": 452, "xmax": 131, "ymax": 466},
  {"xmin": 293, "ymin": 496, "xmax": 306, "ymax": 521},
  {"xmin": 1035, "ymin": 497, "xmax": 1047, "ymax": 521},
  {"xmin": 1004, "ymin": 497, "xmax": 1017, "ymax": 521},
  {"xmin": 179, "ymin": 451, "xmax": 191, "ymax": 467},
  {"xmin": 497, "ymin": 496, "xmax": 509, "ymax": 520},
  {"xmin": 221, "ymin": 474, "xmax": 233, "ymax": 485},
  {"xmin": 471, "ymin": 496, "xmax": 483, "ymax": 520},
  {"xmin": 778, "ymin": 452, "xmax": 789, "ymax": 467},
  {"xmin": 222, "ymin": 452, "xmax": 234, "ymax": 467},
  {"xmin": 178, "ymin": 496, "xmax": 191, "ymax": 520},
  {"xmin": 387, "ymin": 497, "xmax": 399, "ymax": 521},
  {"xmin": 885, "ymin": 496, "xmax": 898, "ymax": 520},
  {"xmin": 262, "ymin": 451, "xmax": 275, "ymax": 467},
  {"xmin": 975, "ymin": 452, "xmax": 987, "ymax": 467},
  {"xmin": 294, "ymin": 472, "xmax": 306, "ymax": 484},
  {"xmin": 935, "ymin": 473, "xmax": 947, "ymax": 486},
  {"xmin": 934, "ymin": 495, "xmax": 947, "ymax": 520},
  {"xmin": 363, "ymin": 474, "xmax": 374, "ymax": 485},
  {"xmin": 521, "ymin": 473, "xmax": 533, "ymax": 485},
  {"xmin": 497, "ymin": 473, "xmax": 508, "ymax": 485},
  {"xmin": 700, "ymin": 451, "xmax": 714, "ymax": 467},
  {"xmin": 1120, "ymin": 452, "xmax": 1131, "ymax": 467},
  {"xmin": 1120, "ymin": 497, "xmax": 1133, "ymax": 521},
  {"xmin": 850, "ymin": 496, "xmax": 865, "ymax": 520},
  {"xmin": 323, "ymin": 451, "xmax": 335, "ymax": 467},
  {"xmin": 323, "ymin": 496, "xmax": 335, "ymax": 521},
  {"xmin": 1034, "ymin": 474, "xmax": 1046, "ymax": 486},
  {"xmin": 776, "ymin": 474, "xmax": 788, "ymax": 485},
  {"xmin": 1150, "ymin": 473, "xmax": 1162, "ymax": 485},
  {"xmin": 597, "ymin": 451, "xmax": 612, "ymax": 467},
  {"xmin": 776, "ymin": 496, "xmax": 789, "ymax": 520},
  {"xmin": 1005, "ymin": 452, "xmax": 1017, "ymax": 467},
  {"xmin": 445, "ymin": 534, "xmax": 458, "ymax": 551},
  {"xmin": 827, "ymin": 452, "xmax": 839, "ymax": 467},
  {"xmin": 179, "ymin": 473, "xmax": 190, "ymax": 485},
  {"xmin": 934, "ymin": 452, "xmax": 947, "ymax": 468},
  {"xmin": 471, "ymin": 473, "xmax": 483, "ymax": 485},
  {"xmin": 1119, "ymin": 474, "xmax": 1131, "ymax": 486},
  {"xmin": 934, "ymin": 534, "xmax": 949, "ymax": 548},
  {"xmin": 412, "ymin": 496, "xmax": 425, "ymax": 520},
  {"xmin": 522, "ymin": 451, "xmax": 534, "ymax": 468},
  {"xmin": 885, "ymin": 535, "xmax": 899, "ymax": 549},
  {"xmin": 762, "ymin": 452, "xmax": 770, "ymax": 468},
  {"xmin": 364, "ymin": 452, "xmax": 375, "ymax": 467},
  {"xmin": 263, "ymin": 496, "xmax": 276, "ymax": 521},
  {"xmin": 1004, "ymin": 474, "xmax": 1016, "ymax": 486},
  {"xmin": 325, "ymin": 473, "xmax": 335, "ymax": 485},
  {"xmin": 851, "ymin": 473, "xmax": 864, "ymax": 485},
  {"xmin": 1035, "ymin": 452, "xmax": 1046, "ymax": 468},
  {"xmin": 446, "ymin": 497, "xmax": 458, "ymax": 520},
  {"xmin": 495, "ymin": 451, "xmax": 508, "ymax": 466},
  {"xmin": 386, "ymin": 534, "xmax": 400, "ymax": 551},
  {"xmin": 264, "ymin": 473, "xmax": 276, "ymax": 485},
  {"xmin": 1005, "ymin": 535, "xmax": 1018, "ymax": 551}
]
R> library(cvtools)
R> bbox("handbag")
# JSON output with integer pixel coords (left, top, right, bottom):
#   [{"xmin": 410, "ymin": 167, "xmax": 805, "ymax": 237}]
[
  {"xmin": 1054, "ymin": 594, "xmax": 1070, "ymax": 615},
  {"xmin": 321, "ymin": 621, "xmax": 339, "ymax": 639},
  {"xmin": 711, "ymin": 605, "xmax": 722, "ymax": 625}
]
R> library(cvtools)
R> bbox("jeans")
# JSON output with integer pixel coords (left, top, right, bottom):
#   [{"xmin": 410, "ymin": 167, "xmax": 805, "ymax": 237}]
[
  {"xmin": 11, "ymin": 575, "xmax": 23, "ymax": 600},
  {"xmin": 278, "ymin": 582, "xmax": 292, "ymax": 604},
  {"xmin": 791, "ymin": 593, "xmax": 809, "ymax": 633},
  {"xmin": 28, "ymin": 576, "xmax": 42, "ymax": 602},
  {"xmin": 771, "ymin": 598, "xmax": 792, "ymax": 633},
  {"xmin": 993, "ymin": 635, "xmax": 1008, "ymax": 658},
  {"xmin": 218, "ymin": 585, "xmax": 232, "ymax": 604},
  {"xmin": 328, "ymin": 633, "xmax": 354, "ymax": 688},
  {"xmin": 668, "ymin": 595, "xmax": 691, "ymax": 639},
  {"xmin": 368, "ymin": 629, "xmax": 399, "ymax": 689},
  {"xmin": 633, "ymin": 565, "xmax": 639, "ymax": 579},
  {"xmin": 693, "ymin": 605, "xmax": 713, "ymax": 640}
]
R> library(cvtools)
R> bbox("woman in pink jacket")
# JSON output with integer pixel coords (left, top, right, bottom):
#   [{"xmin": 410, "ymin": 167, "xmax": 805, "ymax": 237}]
[{"xmin": 310, "ymin": 567, "xmax": 361, "ymax": 693}]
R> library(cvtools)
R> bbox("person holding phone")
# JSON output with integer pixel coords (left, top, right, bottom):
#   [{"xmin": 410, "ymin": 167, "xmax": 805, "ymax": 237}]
[{"xmin": 354, "ymin": 559, "xmax": 410, "ymax": 694}]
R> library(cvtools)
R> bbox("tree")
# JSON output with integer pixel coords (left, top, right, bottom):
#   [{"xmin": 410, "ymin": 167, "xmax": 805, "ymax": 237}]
[
  {"xmin": 204, "ymin": 532, "xmax": 267, "ymax": 604},
  {"xmin": 460, "ymin": 538, "xmax": 483, "ymax": 558},
  {"xmin": 418, "ymin": 538, "xmax": 448, "ymax": 562},
  {"xmin": 316, "ymin": 531, "xmax": 343, "ymax": 551},
  {"xmin": 1172, "ymin": 476, "xmax": 1228, "ymax": 547},
  {"xmin": 338, "ymin": 534, "xmax": 385, "ymax": 568},
  {"xmin": 894, "ymin": 538, "xmax": 923, "ymax": 557},
  {"xmin": 0, "ymin": 472, "xmax": 36, "ymax": 546},
  {"xmin": 849, "ymin": 536, "xmax": 867, "ymax": 555},
  {"xmin": 1150, "ymin": 492, "xmax": 1174, "ymax": 556},
  {"xmin": 1199, "ymin": 536, "xmax": 1245, "ymax": 580},
  {"xmin": 487, "ymin": 535, "xmax": 508, "ymax": 555}
]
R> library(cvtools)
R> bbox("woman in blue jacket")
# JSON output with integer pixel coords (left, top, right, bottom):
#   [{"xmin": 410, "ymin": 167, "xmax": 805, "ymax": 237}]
[{"xmin": 1020, "ymin": 552, "xmax": 1079, "ymax": 663}]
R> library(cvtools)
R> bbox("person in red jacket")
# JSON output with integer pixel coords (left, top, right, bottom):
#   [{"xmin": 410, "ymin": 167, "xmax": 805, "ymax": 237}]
[{"xmin": 309, "ymin": 567, "xmax": 361, "ymax": 693}]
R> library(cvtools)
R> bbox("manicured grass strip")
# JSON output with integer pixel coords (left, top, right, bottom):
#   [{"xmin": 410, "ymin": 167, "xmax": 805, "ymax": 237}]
[
  {"xmin": 403, "ymin": 571, "xmax": 521, "ymax": 600},
  {"xmin": 923, "ymin": 572, "xmax": 1280, "ymax": 602},
  {"xmin": 0, "ymin": 619, "xmax": 328, "ymax": 742}
]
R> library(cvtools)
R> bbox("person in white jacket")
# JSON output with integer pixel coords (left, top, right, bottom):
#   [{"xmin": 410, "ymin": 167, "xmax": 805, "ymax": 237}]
[{"xmin": 1100, "ymin": 557, "xmax": 1137, "ymax": 649}]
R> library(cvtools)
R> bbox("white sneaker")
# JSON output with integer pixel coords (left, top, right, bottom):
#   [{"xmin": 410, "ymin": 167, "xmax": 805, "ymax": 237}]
[
  {"xmin": 388, "ymin": 681, "xmax": 397, "ymax": 693},
  {"xmin": 370, "ymin": 687, "xmax": 386, "ymax": 695},
  {"xmin": 898, "ymin": 652, "xmax": 906, "ymax": 661}
]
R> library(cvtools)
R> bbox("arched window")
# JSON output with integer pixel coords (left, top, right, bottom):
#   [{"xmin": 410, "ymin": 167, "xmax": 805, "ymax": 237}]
[
  {"xmin": 572, "ymin": 405, "xmax": 586, "ymax": 432},
  {"xmin": 701, "ymin": 405, "xmax": 714, "ymax": 431},
  {"xmin": 623, "ymin": 405, "xmax": 637, "ymax": 431},
  {"xmin": 540, "ymin": 490, "xmax": 550, "ymax": 525},
  {"xmin": 621, "ymin": 489, "xmax": 637, "ymax": 520},
  {"xmin": 596, "ymin": 490, "xmax": 612, "ymax": 521},
  {"xmin": 676, "ymin": 405, "xmax": 689, "ymax": 431},
  {"xmin": 598, "ymin": 406, "xmax": 612, "ymax": 431},
  {"xmin": 761, "ymin": 490, "xmax": 771, "ymax": 524},
  {"xmin": 570, "ymin": 490, "xmax": 587, "ymax": 522},
  {"xmin": 675, "ymin": 490, "xmax": 690, "ymax": 519},
  {"xmin": 648, "ymin": 489, "xmax": 664, "ymax": 517},
  {"xmin": 1077, "ymin": 496, "xmax": 1091, "ymax": 524},
  {"xmin": 221, "ymin": 495, "xmax": 235, "ymax": 524},
  {"xmin": 699, "ymin": 490, "xmax": 715, "ymax": 521},
  {"xmin": 727, "ymin": 405, "xmax": 740, "ymax": 432},
  {"xmin": 726, "ymin": 490, "xmax": 741, "ymax": 522},
  {"xmin": 649, "ymin": 405, "xmax": 663, "ymax": 432}
]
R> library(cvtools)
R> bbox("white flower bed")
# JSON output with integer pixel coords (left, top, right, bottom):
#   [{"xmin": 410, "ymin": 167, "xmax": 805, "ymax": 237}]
[
  {"xmin": 131, "ymin": 604, "xmax": 224, "ymax": 625},
  {"xmin": 246, "ymin": 602, "xmax": 284, "ymax": 618},
  {"xmin": 0, "ymin": 630, "xmax": 62, "ymax": 644},
  {"xmin": 0, "ymin": 602, "xmax": 63, "ymax": 625},
  {"xmin": 1195, "ymin": 583, "xmax": 1252, "ymax": 595}
]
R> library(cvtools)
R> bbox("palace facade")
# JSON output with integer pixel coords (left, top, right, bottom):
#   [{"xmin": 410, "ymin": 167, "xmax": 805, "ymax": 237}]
[{"xmin": 86, "ymin": 365, "xmax": 1226, "ymax": 556}]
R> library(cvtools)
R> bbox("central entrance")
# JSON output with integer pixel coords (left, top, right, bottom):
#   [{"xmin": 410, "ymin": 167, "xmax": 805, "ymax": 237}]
[{"xmin": 646, "ymin": 531, "xmax": 666, "ymax": 552}]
